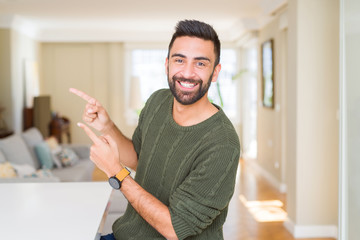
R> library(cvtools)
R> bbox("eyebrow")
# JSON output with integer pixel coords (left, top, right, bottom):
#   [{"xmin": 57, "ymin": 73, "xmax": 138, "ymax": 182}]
[
  {"xmin": 171, "ymin": 53, "xmax": 211, "ymax": 62},
  {"xmin": 171, "ymin": 53, "xmax": 186, "ymax": 58}
]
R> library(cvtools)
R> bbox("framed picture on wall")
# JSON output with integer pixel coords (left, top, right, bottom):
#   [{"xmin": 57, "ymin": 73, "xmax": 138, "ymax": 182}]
[{"xmin": 261, "ymin": 39, "xmax": 274, "ymax": 108}]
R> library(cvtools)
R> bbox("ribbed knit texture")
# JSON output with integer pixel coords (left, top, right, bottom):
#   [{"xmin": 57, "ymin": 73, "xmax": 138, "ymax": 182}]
[{"xmin": 113, "ymin": 89, "xmax": 240, "ymax": 240}]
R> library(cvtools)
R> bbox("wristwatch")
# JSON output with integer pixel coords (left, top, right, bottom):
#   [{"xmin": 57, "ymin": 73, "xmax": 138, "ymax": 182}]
[{"xmin": 109, "ymin": 168, "xmax": 131, "ymax": 189}]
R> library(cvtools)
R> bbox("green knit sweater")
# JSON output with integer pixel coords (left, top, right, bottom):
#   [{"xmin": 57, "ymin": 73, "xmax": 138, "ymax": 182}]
[{"xmin": 113, "ymin": 89, "xmax": 240, "ymax": 240}]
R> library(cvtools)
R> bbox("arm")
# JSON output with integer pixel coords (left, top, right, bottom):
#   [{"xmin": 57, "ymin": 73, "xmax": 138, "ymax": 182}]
[
  {"xmin": 121, "ymin": 175, "xmax": 178, "ymax": 240},
  {"xmin": 70, "ymin": 88, "xmax": 138, "ymax": 170},
  {"xmin": 78, "ymin": 123, "xmax": 178, "ymax": 240}
]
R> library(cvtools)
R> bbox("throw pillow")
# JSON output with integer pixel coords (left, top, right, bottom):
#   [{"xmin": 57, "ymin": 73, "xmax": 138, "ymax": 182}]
[
  {"xmin": 11, "ymin": 163, "xmax": 36, "ymax": 177},
  {"xmin": 56, "ymin": 147, "xmax": 80, "ymax": 167},
  {"xmin": 45, "ymin": 136, "xmax": 59, "ymax": 150},
  {"xmin": 45, "ymin": 137, "xmax": 62, "ymax": 168},
  {"xmin": 50, "ymin": 146, "xmax": 63, "ymax": 168},
  {"xmin": 34, "ymin": 142, "xmax": 54, "ymax": 169},
  {"xmin": 0, "ymin": 162, "xmax": 17, "ymax": 178}
]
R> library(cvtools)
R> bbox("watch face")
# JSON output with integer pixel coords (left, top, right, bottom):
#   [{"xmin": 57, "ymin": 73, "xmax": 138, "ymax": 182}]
[{"xmin": 109, "ymin": 177, "xmax": 121, "ymax": 189}]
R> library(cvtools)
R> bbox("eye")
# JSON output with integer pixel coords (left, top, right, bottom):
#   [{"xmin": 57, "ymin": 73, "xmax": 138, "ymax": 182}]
[
  {"xmin": 196, "ymin": 61, "xmax": 206, "ymax": 67},
  {"xmin": 174, "ymin": 58, "xmax": 184, "ymax": 64}
]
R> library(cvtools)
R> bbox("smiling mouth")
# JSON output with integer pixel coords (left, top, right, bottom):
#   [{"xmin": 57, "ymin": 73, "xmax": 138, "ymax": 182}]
[{"xmin": 177, "ymin": 80, "xmax": 200, "ymax": 90}]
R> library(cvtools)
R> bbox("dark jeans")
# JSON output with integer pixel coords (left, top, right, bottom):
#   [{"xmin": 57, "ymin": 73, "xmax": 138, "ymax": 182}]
[{"xmin": 100, "ymin": 233, "xmax": 116, "ymax": 240}]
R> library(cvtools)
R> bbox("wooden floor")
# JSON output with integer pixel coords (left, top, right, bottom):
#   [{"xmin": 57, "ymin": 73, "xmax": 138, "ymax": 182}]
[{"xmin": 223, "ymin": 159, "xmax": 336, "ymax": 240}]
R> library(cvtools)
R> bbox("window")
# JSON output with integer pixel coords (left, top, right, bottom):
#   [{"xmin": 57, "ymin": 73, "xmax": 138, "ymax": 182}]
[
  {"xmin": 130, "ymin": 48, "xmax": 238, "ymax": 121},
  {"xmin": 131, "ymin": 49, "xmax": 168, "ymax": 103},
  {"xmin": 207, "ymin": 49, "xmax": 238, "ymax": 120}
]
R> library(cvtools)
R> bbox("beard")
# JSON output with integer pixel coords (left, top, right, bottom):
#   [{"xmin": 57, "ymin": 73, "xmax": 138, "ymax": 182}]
[{"xmin": 167, "ymin": 72, "xmax": 213, "ymax": 105}]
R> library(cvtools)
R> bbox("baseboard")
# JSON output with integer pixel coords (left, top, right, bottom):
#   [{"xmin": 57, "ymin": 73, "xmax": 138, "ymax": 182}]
[
  {"xmin": 245, "ymin": 159, "xmax": 287, "ymax": 193},
  {"xmin": 284, "ymin": 217, "xmax": 338, "ymax": 239}
]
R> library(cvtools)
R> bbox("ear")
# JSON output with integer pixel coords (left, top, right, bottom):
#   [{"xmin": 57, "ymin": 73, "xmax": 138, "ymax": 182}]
[
  {"xmin": 165, "ymin": 58, "xmax": 169, "ymax": 75},
  {"xmin": 211, "ymin": 63, "xmax": 222, "ymax": 83}
]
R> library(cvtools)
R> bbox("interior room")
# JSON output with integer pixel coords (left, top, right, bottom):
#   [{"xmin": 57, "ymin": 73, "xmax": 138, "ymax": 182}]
[{"xmin": 0, "ymin": 0, "xmax": 358, "ymax": 239}]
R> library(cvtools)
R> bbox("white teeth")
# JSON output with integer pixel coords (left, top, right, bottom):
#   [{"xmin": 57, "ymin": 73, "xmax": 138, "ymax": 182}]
[{"xmin": 179, "ymin": 82, "xmax": 195, "ymax": 88}]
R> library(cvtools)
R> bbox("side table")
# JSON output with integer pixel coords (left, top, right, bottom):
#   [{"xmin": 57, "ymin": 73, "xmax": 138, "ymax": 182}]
[{"xmin": 49, "ymin": 116, "xmax": 71, "ymax": 143}]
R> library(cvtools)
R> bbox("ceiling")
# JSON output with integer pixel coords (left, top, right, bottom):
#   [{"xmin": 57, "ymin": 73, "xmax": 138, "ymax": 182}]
[{"xmin": 0, "ymin": 0, "xmax": 287, "ymax": 42}]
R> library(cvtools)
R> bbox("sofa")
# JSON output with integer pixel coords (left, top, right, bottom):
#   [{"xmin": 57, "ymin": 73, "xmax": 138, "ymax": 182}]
[{"xmin": 0, "ymin": 127, "xmax": 95, "ymax": 182}]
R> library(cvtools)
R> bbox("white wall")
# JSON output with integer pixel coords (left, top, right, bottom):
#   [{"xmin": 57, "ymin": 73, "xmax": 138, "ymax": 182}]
[
  {"xmin": 0, "ymin": 29, "xmax": 12, "ymax": 130},
  {"xmin": 0, "ymin": 28, "xmax": 39, "ymax": 133},
  {"xmin": 285, "ymin": 0, "xmax": 339, "ymax": 238},
  {"xmin": 11, "ymin": 29, "xmax": 39, "ymax": 133},
  {"xmin": 340, "ymin": 0, "xmax": 360, "ymax": 238},
  {"xmin": 40, "ymin": 43, "xmax": 135, "ymax": 144},
  {"xmin": 256, "ymin": 9, "xmax": 288, "ymax": 191}
]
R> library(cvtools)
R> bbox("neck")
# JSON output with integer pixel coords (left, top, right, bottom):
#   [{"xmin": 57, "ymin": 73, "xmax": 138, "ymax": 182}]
[{"xmin": 172, "ymin": 94, "xmax": 219, "ymax": 127}]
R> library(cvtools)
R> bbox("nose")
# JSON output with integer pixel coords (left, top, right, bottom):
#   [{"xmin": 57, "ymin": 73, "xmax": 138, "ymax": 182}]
[{"xmin": 180, "ymin": 62, "xmax": 196, "ymax": 79}]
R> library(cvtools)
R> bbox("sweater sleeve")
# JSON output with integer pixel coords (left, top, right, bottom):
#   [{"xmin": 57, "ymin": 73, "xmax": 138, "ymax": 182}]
[
  {"xmin": 169, "ymin": 145, "xmax": 240, "ymax": 239},
  {"xmin": 132, "ymin": 110, "xmax": 144, "ymax": 157}
]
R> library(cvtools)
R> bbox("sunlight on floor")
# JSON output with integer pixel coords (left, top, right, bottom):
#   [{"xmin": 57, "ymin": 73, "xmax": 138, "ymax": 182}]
[{"xmin": 239, "ymin": 194, "xmax": 287, "ymax": 222}]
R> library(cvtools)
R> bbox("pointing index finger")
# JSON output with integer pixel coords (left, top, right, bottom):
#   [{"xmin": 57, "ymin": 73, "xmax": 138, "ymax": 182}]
[
  {"xmin": 77, "ymin": 122, "xmax": 102, "ymax": 145},
  {"xmin": 69, "ymin": 88, "xmax": 97, "ymax": 105}
]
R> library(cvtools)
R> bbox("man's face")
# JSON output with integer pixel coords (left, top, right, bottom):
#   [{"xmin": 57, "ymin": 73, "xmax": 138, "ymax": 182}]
[{"xmin": 166, "ymin": 36, "xmax": 221, "ymax": 105}]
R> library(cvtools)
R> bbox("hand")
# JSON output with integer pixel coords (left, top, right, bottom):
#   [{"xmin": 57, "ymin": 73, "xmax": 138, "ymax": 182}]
[
  {"xmin": 77, "ymin": 122, "xmax": 122, "ymax": 177},
  {"xmin": 69, "ymin": 88, "xmax": 113, "ymax": 134}
]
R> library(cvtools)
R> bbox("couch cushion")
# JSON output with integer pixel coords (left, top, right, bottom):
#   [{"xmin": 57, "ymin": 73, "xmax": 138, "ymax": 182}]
[
  {"xmin": 51, "ymin": 160, "xmax": 94, "ymax": 182},
  {"xmin": 0, "ymin": 150, "xmax": 6, "ymax": 163},
  {"xmin": 22, "ymin": 127, "xmax": 44, "ymax": 169},
  {"xmin": 11, "ymin": 163, "xmax": 37, "ymax": 177},
  {"xmin": 35, "ymin": 142, "xmax": 54, "ymax": 169},
  {"xmin": 0, "ymin": 134, "xmax": 35, "ymax": 167},
  {"xmin": 62, "ymin": 144, "xmax": 90, "ymax": 159}
]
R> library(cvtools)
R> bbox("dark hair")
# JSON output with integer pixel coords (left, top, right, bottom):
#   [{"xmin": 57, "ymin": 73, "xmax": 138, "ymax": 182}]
[{"xmin": 168, "ymin": 19, "xmax": 221, "ymax": 66}]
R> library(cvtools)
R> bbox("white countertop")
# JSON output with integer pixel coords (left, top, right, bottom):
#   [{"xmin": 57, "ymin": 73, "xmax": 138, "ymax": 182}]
[{"xmin": 0, "ymin": 182, "xmax": 112, "ymax": 240}]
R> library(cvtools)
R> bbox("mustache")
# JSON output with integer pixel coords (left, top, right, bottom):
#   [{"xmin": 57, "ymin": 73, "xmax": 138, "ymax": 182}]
[{"xmin": 172, "ymin": 76, "xmax": 202, "ymax": 84}]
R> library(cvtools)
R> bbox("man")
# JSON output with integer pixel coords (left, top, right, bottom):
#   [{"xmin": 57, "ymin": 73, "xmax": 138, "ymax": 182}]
[{"xmin": 71, "ymin": 19, "xmax": 240, "ymax": 240}]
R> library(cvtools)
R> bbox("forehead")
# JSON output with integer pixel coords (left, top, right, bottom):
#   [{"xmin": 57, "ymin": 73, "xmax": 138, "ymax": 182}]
[{"xmin": 170, "ymin": 36, "xmax": 216, "ymax": 61}]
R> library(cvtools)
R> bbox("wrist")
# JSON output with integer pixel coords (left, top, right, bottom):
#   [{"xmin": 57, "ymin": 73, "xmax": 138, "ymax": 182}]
[
  {"xmin": 107, "ymin": 165, "xmax": 123, "ymax": 178},
  {"xmin": 108, "ymin": 167, "xmax": 131, "ymax": 190},
  {"xmin": 102, "ymin": 121, "xmax": 115, "ymax": 135}
]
